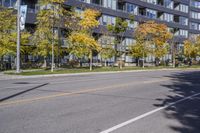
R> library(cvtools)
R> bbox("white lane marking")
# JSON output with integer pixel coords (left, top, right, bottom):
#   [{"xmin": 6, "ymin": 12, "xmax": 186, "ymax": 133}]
[{"xmin": 100, "ymin": 92, "xmax": 200, "ymax": 133}]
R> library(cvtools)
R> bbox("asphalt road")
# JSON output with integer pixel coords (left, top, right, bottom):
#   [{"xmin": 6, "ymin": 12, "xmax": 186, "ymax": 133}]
[{"xmin": 0, "ymin": 70, "xmax": 200, "ymax": 133}]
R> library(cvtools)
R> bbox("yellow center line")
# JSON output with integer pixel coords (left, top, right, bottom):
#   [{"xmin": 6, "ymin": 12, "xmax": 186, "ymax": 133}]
[{"xmin": 0, "ymin": 78, "xmax": 170, "ymax": 107}]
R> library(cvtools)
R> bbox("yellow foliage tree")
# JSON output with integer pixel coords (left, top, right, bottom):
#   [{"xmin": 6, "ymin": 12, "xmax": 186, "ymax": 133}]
[
  {"xmin": 129, "ymin": 35, "xmax": 152, "ymax": 67},
  {"xmin": 184, "ymin": 40, "xmax": 198, "ymax": 59},
  {"xmin": 33, "ymin": 0, "xmax": 67, "ymax": 68},
  {"xmin": 68, "ymin": 9, "xmax": 100, "ymax": 70},
  {"xmin": 135, "ymin": 21, "xmax": 172, "ymax": 66},
  {"xmin": 69, "ymin": 32, "xmax": 101, "ymax": 70},
  {"xmin": 0, "ymin": 7, "xmax": 30, "ymax": 69},
  {"xmin": 38, "ymin": 0, "xmax": 64, "ymax": 5},
  {"xmin": 79, "ymin": 9, "xmax": 100, "ymax": 32},
  {"xmin": 196, "ymin": 36, "xmax": 200, "ymax": 56},
  {"xmin": 100, "ymin": 45, "xmax": 116, "ymax": 67},
  {"xmin": 0, "ymin": 7, "xmax": 30, "ymax": 56}
]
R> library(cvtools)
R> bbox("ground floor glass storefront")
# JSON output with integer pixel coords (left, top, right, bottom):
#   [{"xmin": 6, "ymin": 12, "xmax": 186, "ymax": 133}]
[{"xmin": 0, "ymin": 0, "xmax": 17, "ymax": 8}]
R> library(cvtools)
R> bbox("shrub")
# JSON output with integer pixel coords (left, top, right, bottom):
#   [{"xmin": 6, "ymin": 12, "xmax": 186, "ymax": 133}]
[{"xmin": 68, "ymin": 60, "xmax": 79, "ymax": 68}]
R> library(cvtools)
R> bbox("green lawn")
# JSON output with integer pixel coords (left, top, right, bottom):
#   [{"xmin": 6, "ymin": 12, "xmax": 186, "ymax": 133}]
[{"xmin": 4, "ymin": 65, "xmax": 200, "ymax": 76}]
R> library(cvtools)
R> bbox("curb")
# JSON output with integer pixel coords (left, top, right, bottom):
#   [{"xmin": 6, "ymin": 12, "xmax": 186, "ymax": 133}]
[{"xmin": 1, "ymin": 68, "xmax": 200, "ymax": 80}]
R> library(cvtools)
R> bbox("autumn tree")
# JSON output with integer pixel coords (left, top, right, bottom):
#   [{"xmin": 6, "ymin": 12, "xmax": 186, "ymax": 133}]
[
  {"xmin": 68, "ymin": 9, "xmax": 101, "ymax": 71},
  {"xmin": 69, "ymin": 32, "xmax": 101, "ymax": 66},
  {"xmin": 32, "ymin": 8, "xmax": 54, "ymax": 68},
  {"xmin": 129, "ymin": 36, "xmax": 150, "ymax": 66},
  {"xmin": 196, "ymin": 36, "xmax": 200, "ymax": 56},
  {"xmin": 134, "ymin": 21, "xmax": 172, "ymax": 66},
  {"xmin": 183, "ymin": 36, "xmax": 200, "ymax": 64},
  {"xmin": 33, "ymin": 0, "xmax": 72, "ymax": 69},
  {"xmin": 0, "ymin": 7, "xmax": 16, "ymax": 65},
  {"xmin": 100, "ymin": 45, "xmax": 116, "ymax": 67},
  {"xmin": 184, "ymin": 40, "xmax": 197, "ymax": 58},
  {"xmin": 79, "ymin": 9, "xmax": 100, "ymax": 31},
  {"xmin": 107, "ymin": 17, "xmax": 129, "ymax": 69},
  {"xmin": 0, "ymin": 6, "xmax": 30, "ymax": 70}
]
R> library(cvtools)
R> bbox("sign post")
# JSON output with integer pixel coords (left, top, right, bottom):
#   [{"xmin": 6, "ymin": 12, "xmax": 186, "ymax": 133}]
[
  {"xmin": 16, "ymin": 1, "xmax": 27, "ymax": 73},
  {"xmin": 16, "ymin": 0, "xmax": 21, "ymax": 73}
]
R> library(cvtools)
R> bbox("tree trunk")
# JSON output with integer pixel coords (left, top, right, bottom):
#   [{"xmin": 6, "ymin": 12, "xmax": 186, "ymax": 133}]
[
  {"xmin": 89, "ymin": 51, "xmax": 92, "ymax": 71},
  {"xmin": 119, "ymin": 54, "xmax": 123, "ymax": 69},
  {"xmin": 119, "ymin": 49, "xmax": 123, "ymax": 69},
  {"xmin": 189, "ymin": 57, "xmax": 192, "ymax": 66},
  {"xmin": 172, "ymin": 43, "xmax": 175, "ymax": 68},
  {"xmin": 42, "ymin": 57, "xmax": 47, "ymax": 68},
  {"xmin": 105, "ymin": 60, "xmax": 107, "ymax": 67},
  {"xmin": 119, "ymin": 60, "xmax": 123, "ymax": 69},
  {"xmin": 0, "ymin": 56, "xmax": 3, "ymax": 71},
  {"xmin": 79, "ymin": 59, "xmax": 82, "ymax": 67},
  {"xmin": 137, "ymin": 57, "xmax": 140, "ymax": 67},
  {"xmin": 155, "ymin": 57, "xmax": 159, "ymax": 66},
  {"xmin": 119, "ymin": 33, "xmax": 125, "ymax": 70},
  {"xmin": 142, "ymin": 51, "xmax": 145, "ymax": 68}
]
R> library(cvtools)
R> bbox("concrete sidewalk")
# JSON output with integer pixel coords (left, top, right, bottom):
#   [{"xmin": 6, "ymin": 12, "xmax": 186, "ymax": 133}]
[
  {"xmin": 0, "ymin": 72, "xmax": 23, "ymax": 80},
  {"xmin": 1, "ymin": 68, "xmax": 199, "ymax": 81}
]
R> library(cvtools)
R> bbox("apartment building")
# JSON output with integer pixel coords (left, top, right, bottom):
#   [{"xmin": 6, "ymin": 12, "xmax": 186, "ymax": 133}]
[{"xmin": 1, "ymin": 0, "xmax": 200, "ymax": 63}]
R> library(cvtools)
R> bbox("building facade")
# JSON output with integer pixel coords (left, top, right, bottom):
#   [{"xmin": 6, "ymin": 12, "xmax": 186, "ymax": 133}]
[{"xmin": 1, "ymin": 0, "xmax": 200, "ymax": 63}]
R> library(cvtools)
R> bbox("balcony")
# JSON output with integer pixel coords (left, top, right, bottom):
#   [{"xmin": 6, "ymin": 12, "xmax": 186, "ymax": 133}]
[
  {"xmin": 124, "ymin": 0, "xmax": 188, "ymax": 17},
  {"xmin": 90, "ymin": 0, "xmax": 103, "ymax": 6}
]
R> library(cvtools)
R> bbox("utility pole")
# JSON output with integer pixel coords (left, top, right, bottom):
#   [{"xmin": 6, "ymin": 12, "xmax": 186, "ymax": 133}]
[
  {"xmin": 16, "ymin": 0, "xmax": 21, "ymax": 73},
  {"xmin": 51, "ymin": 32, "xmax": 54, "ymax": 72}
]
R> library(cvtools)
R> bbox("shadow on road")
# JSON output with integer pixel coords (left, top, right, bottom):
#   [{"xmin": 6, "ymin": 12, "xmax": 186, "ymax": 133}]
[
  {"xmin": 154, "ymin": 71, "xmax": 200, "ymax": 133},
  {"xmin": 0, "ymin": 83, "xmax": 48, "ymax": 102},
  {"xmin": 13, "ymin": 82, "xmax": 32, "ymax": 84}
]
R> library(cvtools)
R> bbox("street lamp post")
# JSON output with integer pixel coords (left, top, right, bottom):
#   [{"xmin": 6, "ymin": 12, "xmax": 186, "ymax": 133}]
[
  {"xmin": 16, "ymin": 0, "xmax": 21, "ymax": 73},
  {"xmin": 51, "ymin": 30, "xmax": 54, "ymax": 72}
]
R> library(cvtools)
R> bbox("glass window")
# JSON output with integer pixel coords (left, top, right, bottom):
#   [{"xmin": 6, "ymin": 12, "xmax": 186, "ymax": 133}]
[
  {"xmin": 179, "ymin": 4, "xmax": 188, "ymax": 13},
  {"xmin": 79, "ymin": 0, "xmax": 90, "ymax": 3},
  {"xmin": 190, "ymin": 22, "xmax": 199, "ymax": 30},
  {"xmin": 1, "ymin": 0, "xmax": 17, "ymax": 8},
  {"xmin": 122, "ymin": 38, "xmax": 135, "ymax": 51},
  {"xmin": 100, "ymin": 15, "xmax": 116, "ymax": 25},
  {"xmin": 179, "ymin": 17, "xmax": 188, "ymax": 25},
  {"xmin": 191, "ymin": 0, "xmax": 200, "ymax": 8},
  {"xmin": 179, "ymin": 29, "xmax": 188, "ymax": 38},
  {"xmin": 103, "ymin": 0, "xmax": 117, "ymax": 10},
  {"xmin": 126, "ymin": 3, "xmax": 138, "ymax": 15},
  {"xmin": 164, "ymin": 0, "xmax": 173, "ymax": 9},
  {"xmin": 146, "ymin": 0, "xmax": 157, "ymax": 5},
  {"xmin": 146, "ymin": 9, "xmax": 157, "ymax": 19},
  {"xmin": 163, "ymin": 13, "xmax": 173, "ymax": 22},
  {"xmin": 191, "ymin": 11, "xmax": 200, "ymax": 19},
  {"xmin": 98, "ymin": 36, "xmax": 115, "ymax": 45},
  {"xmin": 11, "ymin": 0, "xmax": 17, "ymax": 7},
  {"xmin": 3, "ymin": 0, "xmax": 10, "ymax": 7}
]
